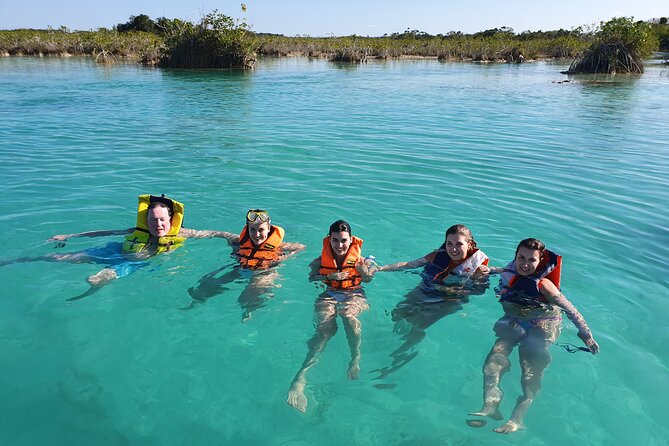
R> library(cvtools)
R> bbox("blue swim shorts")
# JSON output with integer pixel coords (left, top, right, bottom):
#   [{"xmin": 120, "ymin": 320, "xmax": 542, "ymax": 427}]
[{"xmin": 84, "ymin": 242, "xmax": 150, "ymax": 278}]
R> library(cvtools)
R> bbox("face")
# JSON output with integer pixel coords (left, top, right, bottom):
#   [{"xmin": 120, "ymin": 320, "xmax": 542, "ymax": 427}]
[
  {"xmin": 515, "ymin": 246, "xmax": 542, "ymax": 276},
  {"xmin": 147, "ymin": 206, "xmax": 171, "ymax": 237},
  {"xmin": 248, "ymin": 221, "xmax": 271, "ymax": 246},
  {"xmin": 329, "ymin": 231, "xmax": 352, "ymax": 257},
  {"xmin": 445, "ymin": 233, "xmax": 470, "ymax": 261}
]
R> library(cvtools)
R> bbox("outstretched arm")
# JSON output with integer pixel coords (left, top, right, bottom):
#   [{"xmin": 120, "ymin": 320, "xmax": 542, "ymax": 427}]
[
  {"xmin": 541, "ymin": 280, "xmax": 600, "ymax": 355},
  {"xmin": 49, "ymin": 228, "xmax": 134, "ymax": 241},
  {"xmin": 276, "ymin": 242, "xmax": 306, "ymax": 262},
  {"xmin": 178, "ymin": 228, "xmax": 240, "ymax": 245},
  {"xmin": 377, "ymin": 256, "xmax": 428, "ymax": 272}
]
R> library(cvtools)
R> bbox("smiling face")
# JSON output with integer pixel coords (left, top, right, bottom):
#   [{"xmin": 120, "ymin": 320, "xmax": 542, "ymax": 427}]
[
  {"xmin": 445, "ymin": 233, "xmax": 471, "ymax": 261},
  {"xmin": 329, "ymin": 231, "xmax": 352, "ymax": 258},
  {"xmin": 147, "ymin": 205, "xmax": 172, "ymax": 237},
  {"xmin": 515, "ymin": 246, "xmax": 543, "ymax": 276},
  {"xmin": 248, "ymin": 221, "xmax": 271, "ymax": 246}
]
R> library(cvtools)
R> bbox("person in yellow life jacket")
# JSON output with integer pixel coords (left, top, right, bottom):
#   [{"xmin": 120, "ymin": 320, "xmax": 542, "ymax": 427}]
[
  {"xmin": 469, "ymin": 238, "xmax": 599, "ymax": 434},
  {"xmin": 186, "ymin": 209, "xmax": 305, "ymax": 321},
  {"xmin": 287, "ymin": 220, "xmax": 376, "ymax": 413},
  {"xmin": 367, "ymin": 224, "xmax": 493, "ymax": 379},
  {"xmin": 3, "ymin": 194, "xmax": 233, "ymax": 300}
]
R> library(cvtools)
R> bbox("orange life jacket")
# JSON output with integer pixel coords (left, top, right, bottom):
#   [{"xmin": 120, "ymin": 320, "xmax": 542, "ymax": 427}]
[
  {"xmin": 319, "ymin": 236, "xmax": 363, "ymax": 290},
  {"xmin": 235, "ymin": 225, "xmax": 285, "ymax": 270}
]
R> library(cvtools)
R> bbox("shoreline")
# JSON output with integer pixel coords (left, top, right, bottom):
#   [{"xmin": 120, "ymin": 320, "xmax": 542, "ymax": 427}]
[{"xmin": 0, "ymin": 51, "xmax": 566, "ymax": 65}]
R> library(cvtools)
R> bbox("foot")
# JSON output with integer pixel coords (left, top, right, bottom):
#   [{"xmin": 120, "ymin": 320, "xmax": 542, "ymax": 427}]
[
  {"xmin": 469, "ymin": 405, "xmax": 503, "ymax": 421},
  {"xmin": 494, "ymin": 419, "xmax": 522, "ymax": 434},
  {"xmin": 241, "ymin": 311, "xmax": 252, "ymax": 323},
  {"xmin": 86, "ymin": 268, "xmax": 117, "ymax": 287},
  {"xmin": 286, "ymin": 381, "xmax": 307, "ymax": 413}
]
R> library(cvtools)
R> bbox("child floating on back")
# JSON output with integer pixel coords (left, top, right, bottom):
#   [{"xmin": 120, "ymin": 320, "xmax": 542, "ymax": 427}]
[
  {"xmin": 469, "ymin": 237, "xmax": 599, "ymax": 433},
  {"xmin": 370, "ymin": 224, "xmax": 491, "ymax": 378}
]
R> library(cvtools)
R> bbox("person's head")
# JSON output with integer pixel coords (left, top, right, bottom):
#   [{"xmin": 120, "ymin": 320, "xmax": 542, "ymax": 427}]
[
  {"xmin": 514, "ymin": 238, "xmax": 546, "ymax": 277},
  {"xmin": 328, "ymin": 219, "xmax": 352, "ymax": 257},
  {"xmin": 147, "ymin": 201, "xmax": 172, "ymax": 237},
  {"xmin": 444, "ymin": 224, "xmax": 476, "ymax": 261},
  {"xmin": 246, "ymin": 209, "xmax": 271, "ymax": 246}
]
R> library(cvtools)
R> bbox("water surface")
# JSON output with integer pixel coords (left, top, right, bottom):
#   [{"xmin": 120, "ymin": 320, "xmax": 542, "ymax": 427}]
[{"xmin": 1, "ymin": 56, "xmax": 668, "ymax": 445}]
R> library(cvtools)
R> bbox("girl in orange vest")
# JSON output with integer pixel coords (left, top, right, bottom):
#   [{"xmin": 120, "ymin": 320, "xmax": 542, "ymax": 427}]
[
  {"xmin": 187, "ymin": 209, "xmax": 304, "ymax": 321},
  {"xmin": 469, "ymin": 238, "xmax": 599, "ymax": 434},
  {"xmin": 370, "ymin": 224, "xmax": 492, "ymax": 378},
  {"xmin": 286, "ymin": 220, "xmax": 376, "ymax": 413}
]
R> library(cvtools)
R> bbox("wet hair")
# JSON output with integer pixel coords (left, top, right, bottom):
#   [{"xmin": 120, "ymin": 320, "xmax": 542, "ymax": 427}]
[
  {"xmin": 445, "ymin": 224, "xmax": 477, "ymax": 248},
  {"xmin": 329, "ymin": 220, "xmax": 352, "ymax": 236},
  {"xmin": 148, "ymin": 201, "xmax": 173, "ymax": 218},
  {"xmin": 515, "ymin": 238, "xmax": 546, "ymax": 258}
]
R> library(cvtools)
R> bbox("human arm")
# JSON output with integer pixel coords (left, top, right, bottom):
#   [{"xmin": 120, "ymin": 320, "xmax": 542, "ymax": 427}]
[
  {"xmin": 377, "ymin": 256, "xmax": 428, "ymax": 272},
  {"xmin": 541, "ymin": 280, "xmax": 600, "ymax": 355},
  {"xmin": 49, "ymin": 228, "xmax": 134, "ymax": 241},
  {"xmin": 355, "ymin": 257, "xmax": 376, "ymax": 282},
  {"xmin": 308, "ymin": 257, "xmax": 350, "ymax": 282},
  {"xmin": 471, "ymin": 264, "xmax": 492, "ymax": 279},
  {"xmin": 308, "ymin": 257, "xmax": 324, "ymax": 282},
  {"xmin": 178, "ymin": 228, "xmax": 240, "ymax": 245},
  {"xmin": 277, "ymin": 241, "xmax": 306, "ymax": 261}
]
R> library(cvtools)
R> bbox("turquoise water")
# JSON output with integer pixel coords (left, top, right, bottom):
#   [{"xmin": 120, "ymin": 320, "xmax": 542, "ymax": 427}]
[{"xmin": 1, "ymin": 56, "xmax": 668, "ymax": 445}]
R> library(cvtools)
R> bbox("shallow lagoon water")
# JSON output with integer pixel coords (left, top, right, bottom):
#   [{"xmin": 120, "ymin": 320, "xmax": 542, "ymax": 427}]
[{"xmin": 1, "ymin": 56, "xmax": 668, "ymax": 445}]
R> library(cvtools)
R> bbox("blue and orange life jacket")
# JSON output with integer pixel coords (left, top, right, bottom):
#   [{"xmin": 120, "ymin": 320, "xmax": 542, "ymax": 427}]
[
  {"xmin": 235, "ymin": 225, "xmax": 285, "ymax": 270},
  {"xmin": 319, "ymin": 236, "xmax": 363, "ymax": 290},
  {"xmin": 499, "ymin": 249, "xmax": 562, "ymax": 306}
]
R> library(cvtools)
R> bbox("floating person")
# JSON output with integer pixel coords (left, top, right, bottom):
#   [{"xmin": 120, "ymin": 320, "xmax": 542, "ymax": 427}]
[
  {"xmin": 186, "ymin": 209, "xmax": 305, "ymax": 321},
  {"xmin": 1, "ymin": 194, "xmax": 228, "ymax": 299},
  {"xmin": 286, "ymin": 220, "xmax": 376, "ymax": 413},
  {"xmin": 370, "ymin": 224, "xmax": 492, "ymax": 379},
  {"xmin": 469, "ymin": 238, "xmax": 599, "ymax": 434}
]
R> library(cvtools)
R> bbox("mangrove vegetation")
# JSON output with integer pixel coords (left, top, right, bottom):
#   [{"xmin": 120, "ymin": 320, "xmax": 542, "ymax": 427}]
[
  {"xmin": 1, "ymin": 12, "xmax": 668, "ymax": 70},
  {"xmin": 565, "ymin": 17, "xmax": 659, "ymax": 74}
]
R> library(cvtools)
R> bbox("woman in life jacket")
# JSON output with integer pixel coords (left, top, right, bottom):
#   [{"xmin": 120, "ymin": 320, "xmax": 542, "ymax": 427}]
[
  {"xmin": 370, "ymin": 224, "xmax": 492, "ymax": 379},
  {"xmin": 469, "ymin": 238, "xmax": 599, "ymax": 434},
  {"xmin": 286, "ymin": 220, "xmax": 376, "ymax": 413},
  {"xmin": 186, "ymin": 209, "xmax": 304, "ymax": 321},
  {"xmin": 5, "ymin": 194, "xmax": 231, "ymax": 300}
]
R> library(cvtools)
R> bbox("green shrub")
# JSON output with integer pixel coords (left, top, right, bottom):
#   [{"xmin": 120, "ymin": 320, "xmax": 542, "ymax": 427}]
[
  {"xmin": 159, "ymin": 10, "xmax": 257, "ymax": 69},
  {"xmin": 566, "ymin": 17, "xmax": 658, "ymax": 74}
]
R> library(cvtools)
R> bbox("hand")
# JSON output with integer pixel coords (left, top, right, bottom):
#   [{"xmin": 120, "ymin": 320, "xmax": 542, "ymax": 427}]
[
  {"xmin": 327, "ymin": 271, "xmax": 349, "ymax": 281},
  {"xmin": 477, "ymin": 265, "xmax": 490, "ymax": 274},
  {"xmin": 355, "ymin": 258, "xmax": 377, "ymax": 277},
  {"xmin": 580, "ymin": 334, "xmax": 600, "ymax": 355}
]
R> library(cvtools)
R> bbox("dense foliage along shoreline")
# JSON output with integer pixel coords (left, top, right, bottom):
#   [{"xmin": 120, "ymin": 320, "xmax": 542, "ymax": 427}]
[{"xmin": 1, "ymin": 13, "xmax": 667, "ymax": 69}]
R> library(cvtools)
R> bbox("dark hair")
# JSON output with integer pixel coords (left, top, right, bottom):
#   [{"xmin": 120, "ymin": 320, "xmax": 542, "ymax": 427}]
[
  {"xmin": 148, "ymin": 194, "xmax": 174, "ymax": 217},
  {"xmin": 515, "ymin": 238, "xmax": 546, "ymax": 258},
  {"xmin": 445, "ymin": 224, "xmax": 477, "ymax": 248},
  {"xmin": 148, "ymin": 200, "xmax": 173, "ymax": 217},
  {"xmin": 329, "ymin": 219, "xmax": 352, "ymax": 236}
]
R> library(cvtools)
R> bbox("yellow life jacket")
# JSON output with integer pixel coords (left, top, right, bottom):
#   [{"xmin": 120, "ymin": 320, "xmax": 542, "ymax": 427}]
[
  {"xmin": 235, "ymin": 225, "xmax": 285, "ymax": 270},
  {"xmin": 319, "ymin": 236, "xmax": 363, "ymax": 289},
  {"xmin": 122, "ymin": 194, "xmax": 186, "ymax": 254}
]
